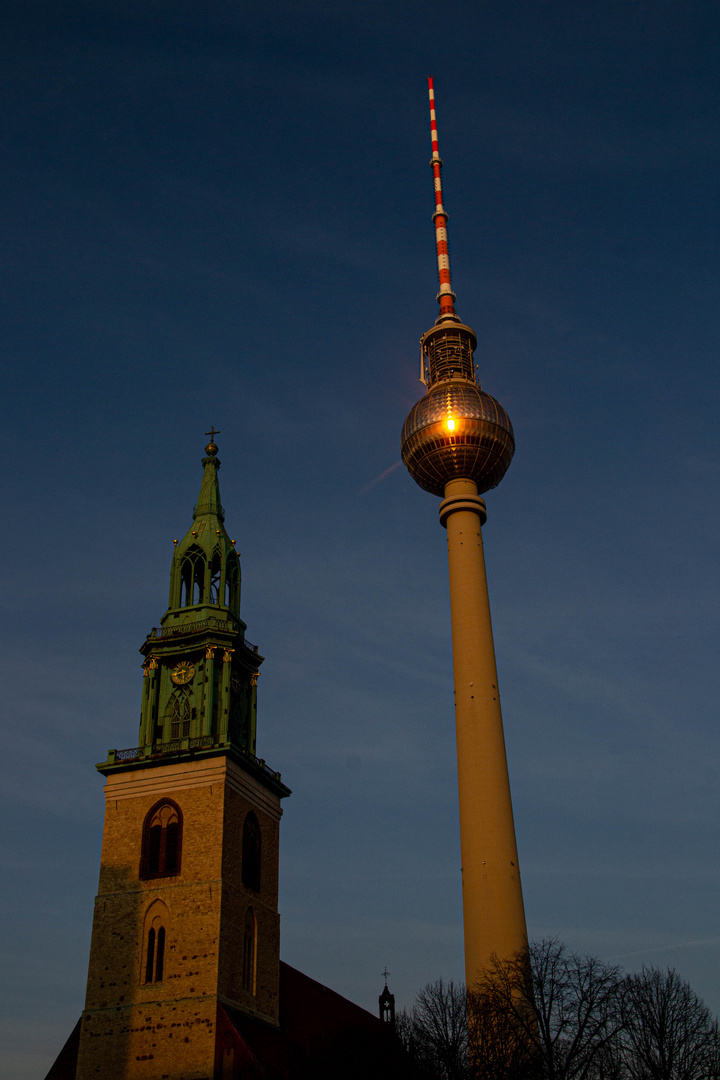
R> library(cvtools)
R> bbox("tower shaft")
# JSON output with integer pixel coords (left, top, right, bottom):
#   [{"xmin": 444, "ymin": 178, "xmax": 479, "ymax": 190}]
[{"xmin": 440, "ymin": 479, "xmax": 527, "ymax": 982}]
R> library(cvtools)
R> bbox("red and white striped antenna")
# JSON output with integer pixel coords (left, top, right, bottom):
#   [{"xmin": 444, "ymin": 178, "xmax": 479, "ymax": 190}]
[{"xmin": 428, "ymin": 77, "xmax": 458, "ymax": 323}]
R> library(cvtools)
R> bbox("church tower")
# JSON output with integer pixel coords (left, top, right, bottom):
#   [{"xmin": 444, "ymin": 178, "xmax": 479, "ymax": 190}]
[
  {"xmin": 401, "ymin": 81, "xmax": 528, "ymax": 986},
  {"xmin": 75, "ymin": 434, "xmax": 290, "ymax": 1080}
]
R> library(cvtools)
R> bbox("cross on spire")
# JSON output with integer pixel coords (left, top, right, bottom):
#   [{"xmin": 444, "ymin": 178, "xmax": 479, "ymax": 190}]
[
  {"xmin": 382, "ymin": 967, "xmax": 390, "ymax": 983},
  {"xmin": 205, "ymin": 426, "xmax": 221, "ymax": 442}
]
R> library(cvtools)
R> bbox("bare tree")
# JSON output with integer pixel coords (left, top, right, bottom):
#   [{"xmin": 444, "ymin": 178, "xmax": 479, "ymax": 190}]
[
  {"xmin": 405, "ymin": 945, "xmax": 720, "ymax": 1080},
  {"xmin": 396, "ymin": 1007, "xmax": 428, "ymax": 1076},
  {"xmin": 532, "ymin": 939, "xmax": 626, "ymax": 1080},
  {"xmin": 622, "ymin": 967, "xmax": 720, "ymax": 1080},
  {"xmin": 469, "ymin": 940, "xmax": 626, "ymax": 1080},
  {"xmin": 467, "ymin": 953, "xmax": 540, "ymax": 1080},
  {"xmin": 399, "ymin": 979, "xmax": 469, "ymax": 1080}
]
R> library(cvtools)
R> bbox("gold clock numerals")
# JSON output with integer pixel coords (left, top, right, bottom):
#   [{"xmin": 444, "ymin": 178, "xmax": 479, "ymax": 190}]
[{"xmin": 171, "ymin": 661, "xmax": 196, "ymax": 685}]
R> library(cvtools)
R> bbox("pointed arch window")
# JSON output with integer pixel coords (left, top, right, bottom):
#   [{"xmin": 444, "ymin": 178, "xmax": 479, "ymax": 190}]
[
  {"xmin": 242, "ymin": 812, "xmax": 261, "ymax": 892},
  {"xmin": 225, "ymin": 555, "xmax": 239, "ymax": 613},
  {"xmin": 229, "ymin": 699, "xmax": 246, "ymax": 747},
  {"xmin": 209, "ymin": 548, "xmax": 222, "ymax": 604},
  {"xmin": 140, "ymin": 799, "xmax": 183, "ymax": 880},
  {"xmin": 145, "ymin": 924, "xmax": 166, "ymax": 983},
  {"xmin": 142, "ymin": 900, "xmax": 169, "ymax": 985},
  {"xmin": 169, "ymin": 690, "xmax": 193, "ymax": 740},
  {"xmin": 242, "ymin": 907, "xmax": 256, "ymax": 994},
  {"xmin": 180, "ymin": 546, "xmax": 205, "ymax": 606}
]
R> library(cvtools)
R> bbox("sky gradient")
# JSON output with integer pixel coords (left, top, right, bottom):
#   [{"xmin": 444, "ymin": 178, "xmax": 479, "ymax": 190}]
[{"xmin": 2, "ymin": 3, "xmax": 720, "ymax": 1076}]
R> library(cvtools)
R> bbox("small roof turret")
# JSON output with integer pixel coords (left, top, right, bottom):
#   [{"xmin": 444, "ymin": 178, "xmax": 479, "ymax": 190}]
[{"xmin": 378, "ymin": 969, "xmax": 396, "ymax": 1026}]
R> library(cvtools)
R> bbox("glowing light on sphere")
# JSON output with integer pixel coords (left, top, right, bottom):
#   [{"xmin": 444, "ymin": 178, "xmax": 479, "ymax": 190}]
[
  {"xmin": 446, "ymin": 417, "xmax": 456, "ymax": 431},
  {"xmin": 401, "ymin": 381, "xmax": 515, "ymax": 497}
]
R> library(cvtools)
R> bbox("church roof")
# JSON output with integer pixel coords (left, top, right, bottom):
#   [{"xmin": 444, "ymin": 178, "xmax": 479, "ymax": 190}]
[
  {"xmin": 44, "ymin": 1019, "xmax": 80, "ymax": 1080},
  {"xmin": 219, "ymin": 962, "xmax": 408, "ymax": 1079}
]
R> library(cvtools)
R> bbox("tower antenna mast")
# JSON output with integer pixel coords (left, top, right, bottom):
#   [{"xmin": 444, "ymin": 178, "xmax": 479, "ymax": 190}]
[{"xmin": 428, "ymin": 76, "xmax": 458, "ymax": 323}]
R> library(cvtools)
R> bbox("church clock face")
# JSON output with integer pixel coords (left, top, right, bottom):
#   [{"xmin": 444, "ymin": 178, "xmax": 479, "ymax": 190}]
[{"xmin": 171, "ymin": 661, "xmax": 195, "ymax": 685}]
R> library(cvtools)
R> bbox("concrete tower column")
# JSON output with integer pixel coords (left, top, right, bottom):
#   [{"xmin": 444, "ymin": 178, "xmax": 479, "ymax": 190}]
[{"xmin": 440, "ymin": 478, "xmax": 526, "ymax": 983}]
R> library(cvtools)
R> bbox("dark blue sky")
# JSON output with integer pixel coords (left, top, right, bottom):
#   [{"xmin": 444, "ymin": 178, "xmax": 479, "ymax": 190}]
[{"xmin": 3, "ymin": 3, "xmax": 720, "ymax": 1075}]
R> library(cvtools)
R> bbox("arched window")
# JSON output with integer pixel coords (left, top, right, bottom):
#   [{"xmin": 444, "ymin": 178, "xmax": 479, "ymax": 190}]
[
  {"xmin": 140, "ymin": 799, "xmax": 183, "ymax": 880},
  {"xmin": 242, "ymin": 812, "xmax": 261, "ymax": 892},
  {"xmin": 209, "ymin": 549, "xmax": 222, "ymax": 603},
  {"xmin": 142, "ymin": 900, "xmax": 169, "ymax": 985},
  {"xmin": 145, "ymin": 925, "xmax": 166, "ymax": 983},
  {"xmin": 168, "ymin": 689, "xmax": 193, "ymax": 740},
  {"xmin": 242, "ymin": 907, "xmax": 256, "ymax": 994},
  {"xmin": 225, "ymin": 555, "xmax": 239, "ymax": 612},
  {"xmin": 229, "ymin": 699, "xmax": 246, "ymax": 747},
  {"xmin": 180, "ymin": 546, "xmax": 205, "ymax": 606}
]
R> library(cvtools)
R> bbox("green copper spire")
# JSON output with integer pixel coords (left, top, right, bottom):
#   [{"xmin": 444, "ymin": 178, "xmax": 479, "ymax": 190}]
[
  {"xmin": 165, "ymin": 433, "xmax": 241, "ymax": 626},
  {"xmin": 97, "ymin": 435, "xmax": 271, "ymax": 778},
  {"xmin": 97, "ymin": 434, "xmax": 288, "ymax": 799},
  {"xmin": 192, "ymin": 428, "xmax": 225, "ymax": 520}
]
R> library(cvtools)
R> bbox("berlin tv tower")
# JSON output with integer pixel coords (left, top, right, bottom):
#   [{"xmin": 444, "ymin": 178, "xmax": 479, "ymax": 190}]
[{"xmin": 401, "ymin": 79, "xmax": 528, "ymax": 986}]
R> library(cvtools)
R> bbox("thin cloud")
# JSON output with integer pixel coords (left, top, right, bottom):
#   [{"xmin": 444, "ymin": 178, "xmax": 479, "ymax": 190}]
[
  {"xmin": 608, "ymin": 939, "xmax": 720, "ymax": 961},
  {"xmin": 358, "ymin": 460, "xmax": 403, "ymax": 495}
]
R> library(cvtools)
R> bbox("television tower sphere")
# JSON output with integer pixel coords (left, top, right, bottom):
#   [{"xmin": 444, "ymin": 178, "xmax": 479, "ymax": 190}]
[{"xmin": 401, "ymin": 319, "xmax": 515, "ymax": 498}]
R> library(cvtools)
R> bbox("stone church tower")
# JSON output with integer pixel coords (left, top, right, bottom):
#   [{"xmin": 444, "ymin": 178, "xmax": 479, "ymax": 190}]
[{"xmin": 74, "ymin": 435, "xmax": 290, "ymax": 1079}]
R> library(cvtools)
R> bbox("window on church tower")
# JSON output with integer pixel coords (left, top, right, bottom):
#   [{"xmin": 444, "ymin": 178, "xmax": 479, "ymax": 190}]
[
  {"xmin": 242, "ymin": 812, "xmax": 261, "ymax": 891},
  {"xmin": 210, "ymin": 549, "xmax": 222, "ymax": 603},
  {"xmin": 179, "ymin": 546, "xmax": 205, "ymax": 607},
  {"xmin": 242, "ymin": 908, "xmax": 256, "ymax": 994},
  {"xmin": 226, "ymin": 556, "xmax": 239, "ymax": 612},
  {"xmin": 229, "ymin": 700, "xmax": 245, "ymax": 746},
  {"xmin": 142, "ymin": 902, "xmax": 169, "ymax": 985},
  {"xmin": 144, "ymin": 925, "xmax": 166, "ymax": 983},
  {"xmin": 140, "ymin": 800, "xmax": 183, "ymax": 879},
  {"xmin": 170, "ymin": 692, "xmax": 192, "ymax": 739}
]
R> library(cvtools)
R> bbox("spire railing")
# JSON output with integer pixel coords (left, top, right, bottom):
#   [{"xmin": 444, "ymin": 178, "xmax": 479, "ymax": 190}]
[
  {"xmin": 106, "ymin": 741, "xmax": 284, "ymax": 782},
  {"xmin": 151, "ymin": 621, "xmax": 258, "ymax": 653}
]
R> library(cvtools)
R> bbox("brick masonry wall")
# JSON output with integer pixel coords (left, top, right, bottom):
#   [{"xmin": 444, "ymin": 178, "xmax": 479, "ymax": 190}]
[
  {"xmin": 76, "ymin": 755, "xmax": 284, "ymax": 1079},
  {"xmin": 77, "ymin": 998, "xmax": 217, "ymax": 1080}
]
